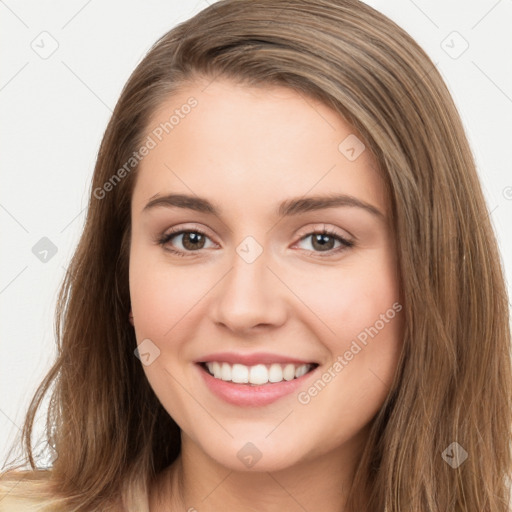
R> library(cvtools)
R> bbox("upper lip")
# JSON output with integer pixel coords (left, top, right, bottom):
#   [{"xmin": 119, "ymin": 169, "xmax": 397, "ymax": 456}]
[{"xmin": 195, "ymin": 352, "xmax": 319, "ymax": 366}]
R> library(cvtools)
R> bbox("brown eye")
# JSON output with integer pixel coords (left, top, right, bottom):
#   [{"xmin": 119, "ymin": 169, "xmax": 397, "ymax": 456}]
[
  {"xmin": 296, "ymin": 229, "xmax": 354, "ymax": 257},
  {"xmin": 158, "ymin": 228, "xmax": 214, "ymax": 256}
]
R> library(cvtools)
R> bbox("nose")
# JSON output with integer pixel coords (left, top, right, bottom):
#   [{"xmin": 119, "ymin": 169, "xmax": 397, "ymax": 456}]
[{"xmin": 209, "ymin": 245, "xmax": 287, "ymax": 334}]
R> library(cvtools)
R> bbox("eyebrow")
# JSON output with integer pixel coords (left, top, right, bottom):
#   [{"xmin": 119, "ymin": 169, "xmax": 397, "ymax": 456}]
[{"xmin": 142, "ymin": 192, "xmax": 384, "ymax": 219}]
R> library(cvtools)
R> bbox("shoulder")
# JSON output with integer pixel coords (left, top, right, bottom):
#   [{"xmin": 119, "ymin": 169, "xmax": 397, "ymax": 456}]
[{"xmin": 0, "ymin": 469, "xmax": 56, "ymax": 512}]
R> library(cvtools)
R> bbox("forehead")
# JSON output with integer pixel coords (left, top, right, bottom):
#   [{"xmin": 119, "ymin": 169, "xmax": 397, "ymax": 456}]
[{"xmin": 132, "ymin": 78, "xmax": 387, "ymax": 219}]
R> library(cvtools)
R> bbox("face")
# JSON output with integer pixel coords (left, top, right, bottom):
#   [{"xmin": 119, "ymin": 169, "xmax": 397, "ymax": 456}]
[{"xmin": 129, "ymin": 77, "xmax": 403, "ymax": 473}]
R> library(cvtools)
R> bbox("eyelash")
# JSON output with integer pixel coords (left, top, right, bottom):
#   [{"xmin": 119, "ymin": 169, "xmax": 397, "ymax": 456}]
[{"xmin": 157, "ymin": 226, "xmax": 354, "ymax": 258}]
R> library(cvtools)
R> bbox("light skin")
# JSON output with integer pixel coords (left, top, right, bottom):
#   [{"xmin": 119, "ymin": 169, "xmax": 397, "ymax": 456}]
[{"xmin": 128, "ymin": 77, "xmax": 404, "ymax": 512}]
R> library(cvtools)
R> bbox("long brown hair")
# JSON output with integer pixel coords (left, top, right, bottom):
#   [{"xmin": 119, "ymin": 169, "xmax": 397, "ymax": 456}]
[{"xmin": 1, "ymin": 1, "xmax": 511, "ymax": 510}]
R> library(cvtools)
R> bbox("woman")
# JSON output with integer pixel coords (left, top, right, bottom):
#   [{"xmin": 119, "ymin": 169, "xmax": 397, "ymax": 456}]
[{"xmin": 1, "ymin": 0, "xmax": 511, "ymax": 511}]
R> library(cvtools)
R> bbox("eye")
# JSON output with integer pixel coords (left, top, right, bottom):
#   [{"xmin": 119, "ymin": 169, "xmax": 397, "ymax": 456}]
[
  {"xmin": 294, "ymin": 227, "xmax": 354, "ymax": 257},
  {"xmin": 157, "ymin": 227, "xmax": 215, "ymax": 257}
]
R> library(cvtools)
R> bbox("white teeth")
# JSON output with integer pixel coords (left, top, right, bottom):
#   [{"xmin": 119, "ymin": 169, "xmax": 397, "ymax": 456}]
[
  {"xmin": 221, "ymin": 362, "xmax": 231, "ymax": 381},
  {"xmin": 231, "ymin": 363, "xmax": 249, "ymax": 383},
  {"xmin": 283, "ymin": 364, "xmax": 295, "ymax": 381},
  {"xmin": 204, "ymin": 361, "xmax": 314, "ymax": 385},
  {"xmin": 212, "ymin": 361, "xmax": 222, "ymax": 378},
  {"xmin": 268, "ymin": 363, "xmax": 283, "ymax": 383},
  {"xmin": 249, "ymin": 364, "xmax": 269, "ymax": 385},
  {"xmin": 295, "ymin": 364, "xmax": 309, "ymax": 378}
]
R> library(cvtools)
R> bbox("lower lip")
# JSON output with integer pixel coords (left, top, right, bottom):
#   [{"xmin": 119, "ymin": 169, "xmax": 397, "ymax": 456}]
[{"xmin": 196, "ymin": 363, "xmax": 318, "ymax": 407}]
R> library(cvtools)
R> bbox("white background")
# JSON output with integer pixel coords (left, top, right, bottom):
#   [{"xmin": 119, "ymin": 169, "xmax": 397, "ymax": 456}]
[{"xmin": 1, "ymin": 0, "xmax": 511, "ymax": 467}]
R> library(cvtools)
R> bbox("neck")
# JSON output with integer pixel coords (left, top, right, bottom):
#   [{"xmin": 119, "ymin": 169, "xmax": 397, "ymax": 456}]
[{"xmin": 149, "ymin": 427, "xmax": 370, "ymax": 512}]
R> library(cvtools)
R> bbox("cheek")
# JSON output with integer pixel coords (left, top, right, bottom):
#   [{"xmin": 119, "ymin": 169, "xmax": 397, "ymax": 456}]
[
  {"xmin": 303, "ymin": 254, "xmax": 400, "ymax": 345},
  {"xmin": 129, "ymin": 248, "xmax": 209, "ymax": 338},
  {"xmin": 298, "ymin": 262, "xmax": 403, "ymax": 444}
]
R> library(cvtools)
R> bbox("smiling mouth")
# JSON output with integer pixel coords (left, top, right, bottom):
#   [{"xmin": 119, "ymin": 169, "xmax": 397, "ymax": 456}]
[{"xmin": 198, "ymin": 361, "xmax": 319, "ymax": 386}]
